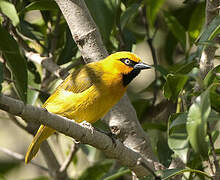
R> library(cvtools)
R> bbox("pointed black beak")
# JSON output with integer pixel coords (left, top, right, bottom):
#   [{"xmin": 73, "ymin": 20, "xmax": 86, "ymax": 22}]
[{"xmin": 134, "ymin": 62, "xmax": 152, "ymax": 70}]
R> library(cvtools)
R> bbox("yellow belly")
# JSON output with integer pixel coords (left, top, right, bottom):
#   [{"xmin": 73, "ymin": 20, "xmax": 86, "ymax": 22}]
[{"xmin": 45, "ymin": 85, "xmax": 126, "ymax": 123}]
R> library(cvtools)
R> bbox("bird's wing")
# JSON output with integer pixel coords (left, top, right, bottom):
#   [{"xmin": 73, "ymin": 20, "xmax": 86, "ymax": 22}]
[
  {"xmin": 42, "ymin": 64, "xmax": 101, "ymax": 109},
  {"xmin": 58, "ymin": 68, "xmax": 94, "ymax": 93}
]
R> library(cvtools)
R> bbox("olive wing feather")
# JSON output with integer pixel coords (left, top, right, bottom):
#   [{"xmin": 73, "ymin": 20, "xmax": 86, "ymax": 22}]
[{"xmin": 42, "ymin": 65, "xmax": 101, "ymax": 109}]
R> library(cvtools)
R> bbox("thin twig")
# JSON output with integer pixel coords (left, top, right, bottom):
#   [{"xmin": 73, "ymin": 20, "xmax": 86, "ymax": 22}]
[
  {"xmin": 10, "ymin": 24, "xmax": 45, "ymax": 51},
  {"xmin": 10, "ymin": 24, "xmax": 67, "ymax": 80},
  {"xmin": 4, "ymin": 77, "xmax": 50, "ymax": 96},
  {"xmin": 208, "ymin": 5, "xmax": 220, "ymax": 12},
  {"xmin": 115, "ymin": 0, "xmax": 126, "ymax": 50},
  {"xmin": 28, "ymin": 86, "xmax": 50, "ymax": 96},
  {"xmin": 208, "ymin": 157, "xmax": 215, "ymax": 177},
  {"xmin": 0, "ymin": 146, "xmax": 48, "ymax": 171},
  {"xmin": 10, "ymin": 24, "xmax": 68, "ymax": 80},
  {"xmin": 49, "ymin": 11, "xmax": 61, "ymax": 54},
  {"xmin": 25, "ymin": 51, "xmax": 68, "ymax": 79},
  {"xmin": 207, "ymin": 123, "xmax": 220, "ymax": 178},
  {"xmin": 59, "ymin": 142, "xmax": 80, "ymax": 172},
  {"xmin": 141, "ymin": 6, "xmax": 158, "ymax": 105},
  {"xmin": 59, "ymin": 57, "xmax": 84, "ymax": 78}
]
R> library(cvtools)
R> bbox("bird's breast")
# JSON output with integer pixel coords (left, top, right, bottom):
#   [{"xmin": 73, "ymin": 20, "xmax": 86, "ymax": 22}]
[{"xmin": 70, "ymin": 83, "xmax": 126, "ymax": 123}]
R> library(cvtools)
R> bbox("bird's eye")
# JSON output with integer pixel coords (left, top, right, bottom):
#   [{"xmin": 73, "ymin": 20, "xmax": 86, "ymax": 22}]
[{"xmin": 124, "ymin": 59, "xmax": 131, "ymax": 65}]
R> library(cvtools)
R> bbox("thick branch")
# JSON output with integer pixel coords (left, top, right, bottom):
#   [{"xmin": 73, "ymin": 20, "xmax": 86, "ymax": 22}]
[
  {"xmin": 54, "ymin": 0, "xmax": 157, "ymax": 170},
  {"xmin": 0, "ymin": 94, "xmax": 156, "ymax": 178}
]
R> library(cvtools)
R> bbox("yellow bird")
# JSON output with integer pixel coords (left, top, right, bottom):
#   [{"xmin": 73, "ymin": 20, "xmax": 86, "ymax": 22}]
[{"xmin": 25, "ymin": 51, "xmax": 151, "ymax": 163}]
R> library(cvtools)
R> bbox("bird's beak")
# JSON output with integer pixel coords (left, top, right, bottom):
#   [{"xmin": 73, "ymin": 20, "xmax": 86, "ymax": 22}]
[{"xmin": 134, "ymin": 62, "xmax": 152, "ymax": 70}]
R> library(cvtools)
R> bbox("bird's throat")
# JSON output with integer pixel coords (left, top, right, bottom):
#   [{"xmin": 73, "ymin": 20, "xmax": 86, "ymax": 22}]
[{"xmin": 122, "ymin": 69, "xmax": 141, "ymax": 86}]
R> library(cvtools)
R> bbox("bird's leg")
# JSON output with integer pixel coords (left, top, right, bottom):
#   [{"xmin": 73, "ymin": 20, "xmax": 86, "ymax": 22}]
[{"xmin": 80, "ymin": 121, "xmax": 94, "ymax": 134}]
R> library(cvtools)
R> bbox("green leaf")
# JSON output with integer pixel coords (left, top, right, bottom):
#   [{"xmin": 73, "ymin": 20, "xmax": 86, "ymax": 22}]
[
  {"xmin": 146, "ymin": 0, "xmax": 165, "ymax": 28},
  {"xmin": 157, "ymin": 135, "xmax": 173, "ymax": 167},
  {"xmin": 142, "ymin": 122, "xmax": 167, "ymax": 132},
  {"xmin": 57, "ymin": 27, "xmax": 77, "ymax": 65},
  {"xmin": 158, "ymin": 168, "xmax": 212, "ymax": 179},
  {"xmin": 186, "ymin": 89, "xmax": 211, "ymax": 158},
  {"xmin": 78, "ymin": 160, "xmax": 113, "ymax": 180},
  {"xmin": 168, "ymin": 113, "xmax": 189, "ymax": 163},
  {"xmin": 0, "ymin": 174, "xmax": 6, "ymax": 180},
  {"xmin": 27, "ymin": 70, "xmax": 40, "ymax": 105},
  {"xmin": 210, "ymin": 85, "xmax": 220, "ymax": 112},
  {"xmin": 163, "ymin": 74, "xmax": 188, "ymax": 101},
  {"xmin": 132, "ymin": 98, "xmax": 150, "ymax": 120},
  {"xmin": 18, "ymin": 20, "xmax": 44, "ymax": 42},
  {"xmin": 121, "ymin": 28, "xmax": 136, "ymax": 51},
  {"xmin": 120, "ymin": 3, "xmax": 140, "ymax": 30},
  {"xmin": 0, "ymin": 161, "xmax": 20, "ymax": 174},
  {"xmin": 153, "ymin": 65, "xmax": 169, "ymax": 76},
  {"xmin": 215, "ymin": 148, "xmax": 220, "ymax": 156},
  {"xmin": 209, "ymin": 110, "xmax": 220, "ymax": 122},
  {"xmin": 164, "ymin": 33, "xmax": 177, "ymax": 65},
  {"xmin": 0, "ymin": 1, "xmax": 19, "ymax": 26},
  {"xmin": 103, "ymin": 168, "xmax": 131, "ymax": 180},
  {"xmin": 188, "ymin": 2, "xmax": 205, "ymax": 41},
  {"xmin": 85, "ymin": 0, "xmax": 116, "ymax": 42},
  {"xmin": 196, "ymin": 15, "xmax": 220, "ymax": 58},
  {"xmin": 203, "ymin": 64, "xmax": 220, "ymax": 88},
  {"xmin": 0, "ymin": 26, "xmax": 27, "ymax": 102},
  {"xmin": 163, "ymin": 11, "xmax": 186, "ymax": 50},
  {"xmin": 174, "ymin": 60, "xmax": 198, "ymax": 74},
  {"xmin": 20, "ymin": 0, "xmax": 58, "ymax": 13},
  {"xmin": 211, "ymin": 130, "xmax": 220, "ymax": 145}
]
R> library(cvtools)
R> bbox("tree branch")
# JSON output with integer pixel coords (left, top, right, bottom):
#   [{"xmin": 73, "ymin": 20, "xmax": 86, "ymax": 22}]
[
  {"xmin": 59, "ymin": 142, "xmax": 80, "ymax": 172},
  {"xmin": 25, "ymin": 51, "xmax": 69, "ymax": 80},
  {"xmin": 0, "ymin": 94, "xmax": 159, "ymax": 178},
  {"xmin": 40, "ymin": 141, "xmax": 69, "ymax": 180},
  {"xmin": 0, "ymin": 146, "xmax": 48, "ymax": 172}
]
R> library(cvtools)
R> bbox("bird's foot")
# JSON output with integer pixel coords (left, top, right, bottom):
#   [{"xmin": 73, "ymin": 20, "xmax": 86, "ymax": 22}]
[{"xmin": 80, "ymin": 121, "xmax": 94, "ymax": 134}]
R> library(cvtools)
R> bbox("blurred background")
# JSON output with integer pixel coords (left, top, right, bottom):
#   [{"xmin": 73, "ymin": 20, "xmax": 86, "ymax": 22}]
[{"xmin": 0, "ymin": 0, "xmax": 219, "ymax": 179}]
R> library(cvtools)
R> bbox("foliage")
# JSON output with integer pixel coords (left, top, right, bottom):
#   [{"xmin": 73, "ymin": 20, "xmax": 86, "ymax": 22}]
[{"xmin": 0, "ymin": 0, "xmax": 219, "ymax": 179}]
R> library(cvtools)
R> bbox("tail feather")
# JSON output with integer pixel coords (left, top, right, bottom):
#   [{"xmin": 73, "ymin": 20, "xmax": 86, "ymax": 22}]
[{"xmin": 25, "ymin": 125, "xmax": 55, "ymax": 164}]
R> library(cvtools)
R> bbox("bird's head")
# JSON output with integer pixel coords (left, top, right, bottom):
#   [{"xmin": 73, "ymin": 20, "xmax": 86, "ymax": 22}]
[{"xmin": 103, "ymin": 51, "xmax": 152, "ymax": 86}]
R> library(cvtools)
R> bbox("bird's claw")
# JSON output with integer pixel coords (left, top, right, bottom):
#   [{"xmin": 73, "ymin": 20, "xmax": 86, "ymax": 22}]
[{"xmin": 80, "ymin": 121, "xmax": 94, "ymax": 134}]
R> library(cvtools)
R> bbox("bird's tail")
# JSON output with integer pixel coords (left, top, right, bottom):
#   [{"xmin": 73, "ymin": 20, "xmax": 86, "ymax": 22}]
[{"xmin": 25, "ymin": 125, "xmax": 55, "ymax": 164}]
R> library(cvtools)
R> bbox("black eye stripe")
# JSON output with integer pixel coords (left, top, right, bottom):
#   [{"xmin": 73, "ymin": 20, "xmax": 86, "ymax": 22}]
[{"xmin": 120, "ymin": 58, "xmax": 138, "ymax": 67}]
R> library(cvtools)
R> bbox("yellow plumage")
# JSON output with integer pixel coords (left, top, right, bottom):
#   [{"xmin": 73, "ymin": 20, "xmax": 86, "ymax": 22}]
[{"xmin": 25, "ymin": 51, "xmax": 151, "ymax": 163}]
